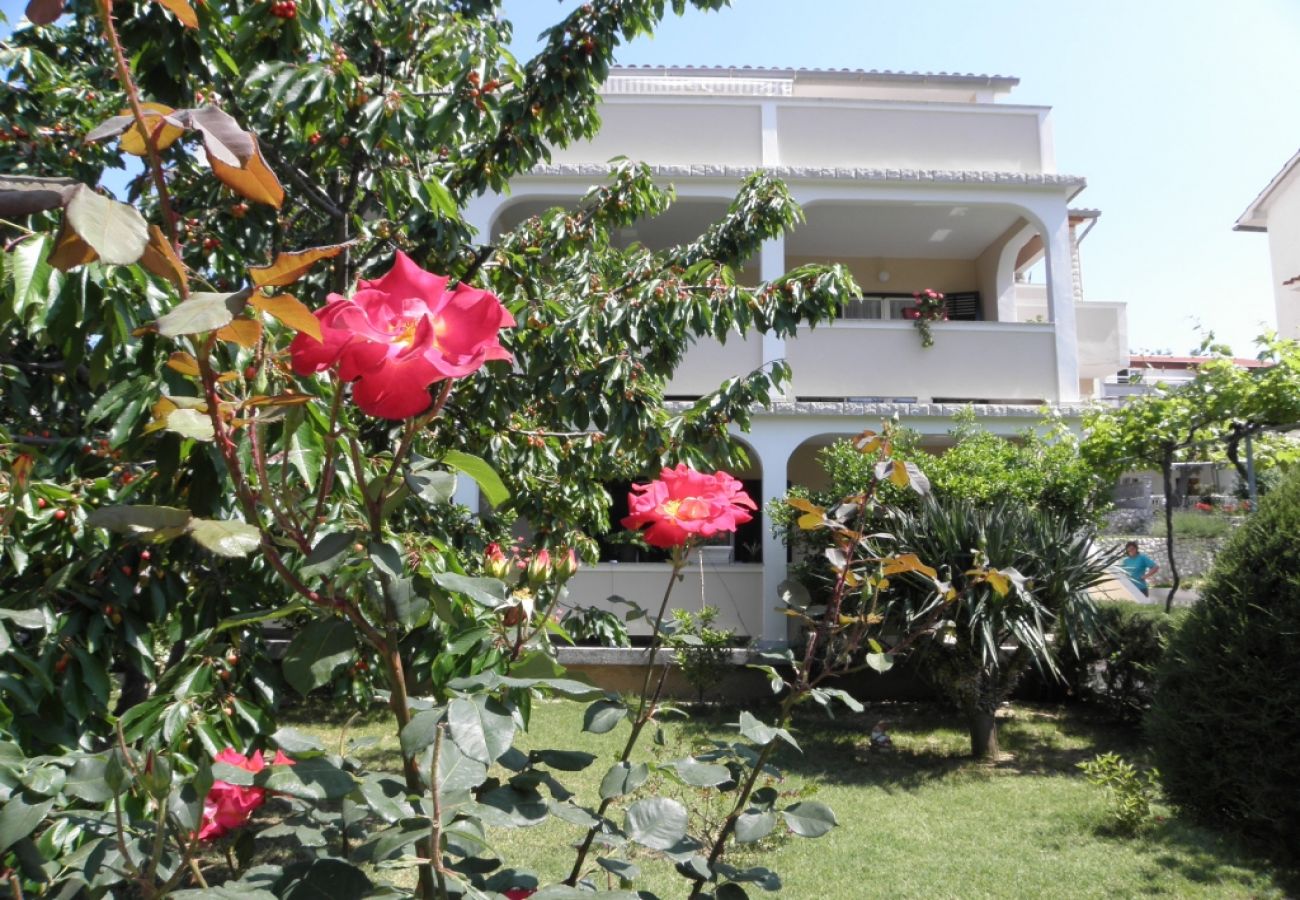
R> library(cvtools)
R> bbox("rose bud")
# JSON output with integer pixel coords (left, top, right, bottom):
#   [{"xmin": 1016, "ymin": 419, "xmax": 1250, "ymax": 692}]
[{"xmin": 525, "ymin": 549, "xmax": 552, "ymax": 587}]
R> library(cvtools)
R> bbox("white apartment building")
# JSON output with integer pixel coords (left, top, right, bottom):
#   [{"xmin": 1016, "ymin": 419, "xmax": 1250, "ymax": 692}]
[
  {"xmin": 1235, "ymin": 148, "xmax": 1300, "ymax": 341},
  {"xmin": 460, "ymin": 66, "xmax": 1129, "ymax": 648}
]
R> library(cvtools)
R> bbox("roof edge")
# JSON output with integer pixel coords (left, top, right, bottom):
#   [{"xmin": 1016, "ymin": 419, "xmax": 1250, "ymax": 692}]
[
  {"xmin": 609, "ymin": 65, "xmax": 1020, "ymax": 89},
  {"xmin": 1235, "ymin": 148, "xmax": 1300, "ymax": 231},
  {"xmin": 526, "ymin": 162, "xmax": 1085, "ymax": 188}
]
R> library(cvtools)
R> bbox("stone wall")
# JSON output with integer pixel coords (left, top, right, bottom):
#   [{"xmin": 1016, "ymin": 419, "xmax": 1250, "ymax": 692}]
[{"xmin": 1101, "ymin": 536, "xmax": 1227, "ymax": 582}]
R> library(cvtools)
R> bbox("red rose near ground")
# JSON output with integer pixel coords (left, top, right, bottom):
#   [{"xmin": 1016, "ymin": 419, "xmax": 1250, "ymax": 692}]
[
  {"xmin": 197, "ymin": 748, "xmax": 294, "ymax": 841},
  {"xmin": 290, "ymin": 251, "xmax": 515, "ymax": 419},
  {"xmin": 621, "ymin": 464, "xmax": 756, "ymax": 548}
]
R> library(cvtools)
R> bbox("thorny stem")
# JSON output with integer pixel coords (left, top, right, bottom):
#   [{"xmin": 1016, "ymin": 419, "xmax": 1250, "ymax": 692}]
[
  {"xmin": 429, "ymin": 724, "xmax": 449, "ymax": 900},
  {"xmin": 308, "ymin": 385, "xmax": 347, "ymax": 541},
  {"xmin": 565, "ymin": 548, "xmax": 688, "ymax": 885},
  {"xmin": 94, "ymin": 0, "xmax": 181, "ymax": 258}
]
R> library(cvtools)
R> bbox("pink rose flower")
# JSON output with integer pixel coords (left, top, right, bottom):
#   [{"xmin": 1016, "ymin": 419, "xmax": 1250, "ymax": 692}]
[
  {"xmin": 502, "ymin": 890, "xmax": 536, "ymax": 900},
  {"xmin": 197, "ymin": 747, "xmax": 295, "ymax": 841},
  {"xmin": 621, "ymin": 464, "xmax": 756, "ymax": 549},
  {"xmin": 290, "ymin": 251, "xmax": 515, "ymax": 419}
]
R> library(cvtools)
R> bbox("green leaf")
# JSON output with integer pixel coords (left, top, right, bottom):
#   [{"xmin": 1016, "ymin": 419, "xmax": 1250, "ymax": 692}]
[
  {"xmin": 734, "ymin": 811, "xmax": 776, "ymax": 843},
  {"xmin": 437, "ymin": 736, "xmax": 488, "ymax": 795},
  {"xmin": 188, "ymin": 518, "xmax": 261, "ymax": 557},
  {"xmin": 624, "ymin": 797, "xmax": 688, "ymax": 851},
  {"xmin": 164, "ymin": 407, "xmax": 215, "ymax": 442},
  {"xmin": 0, "ymin": 790, "xmax": 54, "ymax": 852},
  {"xmin": 65, "ymin": 184, "xmax": 148, "ymax": 265},
  {"xmin": 279, "ymin": 857, "xmax": 372, "ymax": 900},
  {"xmin": 270, "ymin": 728, "xmax": 325, "ymax": 754},
  {"xmin": 430, "ymin": 572, "xmax": 508, "ymax": 607},
  {"xmin": 399, "ymin": 708, "xmax": 444, "ymax": 757},
  {"xmin": 441, "ymin": 449, "xmax": 510, "ymax": 507},
  {"xmin": 737, "ymin": 711, "xmax": 800, "ymax": 751},
  {"xmin": 673, "ymin": 758, "xmax": 731, "ymax": 788},
  {"xmin": 156, "ymin": 291, "xmax": 247, "ymax": 337},
  {"xmin": 865, "ymin": 652, "xmax": 893, "ymax": 673},
  {"xmin": 405, "ymin": 469, "xmax": 456, "ymax": 505},
  {"xmin": 583, "ymin": 698, "xmax": 627, "ymax": 734},
  {"xmin": 596, "ymin": 857, "xmax": 641, "ymax": 882},
  {"xmin": 474, "ymin": 785, "xmax": 549, "ymax": 828},
  {"xmin": 0, "ymin": 608, "xmax": 46, "ymax": 630},
  {"xmin": 532, "ymin": 749, "xmax": 597, "ymax": 772},
  {"xmin": 87, "ymin": 504, "xmax": 191, "ymax": 536},
  {"xmin": 282, "ymin": 618, "xmax": 356, "ymax": 696},
  {"xmin": 446, "ymin": 695, "xmax": 515, "ymax": 766},
  {"xmin": 64, "ymin": 757, "xmax": 114, "ymax": 803},
  {"xmin": 599, "ymin": 761, "xmax": 648, "ymax": 800},
  {"xmin": 780, "ymin": 800, "xmax": 838, "ymax": 838},
  {"xmin": 257, "ymin": 756, "xmax": 357, "ymax": 801},
  {"xmin": 300, "ymin": 531, "xmax": 356, "ymax": 579}
]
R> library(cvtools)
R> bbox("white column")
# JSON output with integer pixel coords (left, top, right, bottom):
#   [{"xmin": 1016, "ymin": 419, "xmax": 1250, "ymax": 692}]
[
  {"xmin": 760, "ymin": 102, "xmax": 780, "ymax": 166},
  {"xmin": 1041, "ymin": 205, "xmax": 1080, "ymax": 402},
  {"xmin": 749, "ymin": 425, "xmax": 798, "ymax": 649},
  {"xmin": 452, "ymin": 478, "xmax": 481, "ymax": 515}
]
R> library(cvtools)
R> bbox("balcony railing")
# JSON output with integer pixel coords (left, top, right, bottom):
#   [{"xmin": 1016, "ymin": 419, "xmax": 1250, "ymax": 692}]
[{"xmin": 839, "ymin": 293, "xmax": 982, "ymax": 321}]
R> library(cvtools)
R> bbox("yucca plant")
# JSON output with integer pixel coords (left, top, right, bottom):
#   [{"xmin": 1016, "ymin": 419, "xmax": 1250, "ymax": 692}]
[{"xmin": 877, "ymin": 496, "xmax": 1117, "ymax": 757}]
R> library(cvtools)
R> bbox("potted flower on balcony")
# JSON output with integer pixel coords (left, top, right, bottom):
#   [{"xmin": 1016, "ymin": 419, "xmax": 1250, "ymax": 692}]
[{"xmin": 910, "ymin": 288, "xmax": 949, "ymax": 348}]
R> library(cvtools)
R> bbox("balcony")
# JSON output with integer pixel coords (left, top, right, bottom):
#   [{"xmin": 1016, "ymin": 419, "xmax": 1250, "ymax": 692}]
[
  {"xmin": 668, "ymin": 319, "xmax": 1058, "ymax": 404},
  {"xmin": 786, "ymin": 320, "xmax": 1057, "ymax": 403}
]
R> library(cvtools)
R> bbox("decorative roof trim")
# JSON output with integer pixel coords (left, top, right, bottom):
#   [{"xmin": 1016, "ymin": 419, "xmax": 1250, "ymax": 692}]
[
  {"xmin": 1235, "ymin": 148, "xmax": 1300, "ymax": 231},
  {"xmin": 664, "ymin": 399, "xmax": 1094, "ymax": 418},
  {"xmin": 526, "ymin": 162, "xmax": 1085, "ymax": 188},
  {"xmin": 609, "ymin": 65, "xmax": 1020, "ymax": 89}
]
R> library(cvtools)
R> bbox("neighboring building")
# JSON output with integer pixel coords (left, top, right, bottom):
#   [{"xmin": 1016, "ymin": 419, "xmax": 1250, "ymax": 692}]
[
  {"xmin": 1235, "ymin": 148, "xmax": 1300, "ymax": 341},
  {"xmin": 461, "ymin": 66, "xmax": 1129, "ymax": 647}
]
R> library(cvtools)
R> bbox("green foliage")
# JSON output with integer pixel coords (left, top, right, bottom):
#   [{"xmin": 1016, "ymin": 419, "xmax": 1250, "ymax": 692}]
[
  {"xmin": 1148, "ymin": 468, "xmax": 1300, "ymax": 857},
  {"xmin": 562, "ymin": 604, "xmax": 631, "ymax": 648},
  {"xmin": 1058, "ymin": 601, "xmax": 1187, "ymax": 722},
  {"xmin": 668, "ymin": 605, "xmax": 737, "ymax": 700},
  {"xmin": 1078, "ymin": 752, "xmax": 1161, "ymax": 835},
  {"xmin": 1153, "ymin": 510, "xmax": 1234, "ymax": 540},
  {"xmin": 876, "ymin": 496, "xmax": 1116, "ymax": 756},
  {"xmin": 0, "ymin": 0, "xmax": 875, "ymax": 894}
]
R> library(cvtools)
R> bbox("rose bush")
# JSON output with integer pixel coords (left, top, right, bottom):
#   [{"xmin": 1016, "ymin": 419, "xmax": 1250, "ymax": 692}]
[
  {"xmin": 198, "ymin": 747, "xmax": 295, "ymax": 841},
  {"xmin": 621, "ymin": 463, "xmax": 757, "ymax": 548},
  {"xmin": 290, "ymin": 251, "xmax": 515, "ymax": 419}
]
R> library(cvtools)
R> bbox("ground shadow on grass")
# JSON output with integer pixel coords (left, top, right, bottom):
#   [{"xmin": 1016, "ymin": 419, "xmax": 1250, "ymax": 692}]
[
  {"xmin": 670, "ymin": 700, "xmax": 1147, "ymax": 791},
  {"xmin": 1129, "ymin": 819, "xmax": 1299, "ymax": 897}
]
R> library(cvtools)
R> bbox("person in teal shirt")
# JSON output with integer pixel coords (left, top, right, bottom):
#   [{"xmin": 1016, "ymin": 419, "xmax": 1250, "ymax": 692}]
[{"xmin": 1119, "ymin": 541, "xmax": 1160, "ymax": 596}]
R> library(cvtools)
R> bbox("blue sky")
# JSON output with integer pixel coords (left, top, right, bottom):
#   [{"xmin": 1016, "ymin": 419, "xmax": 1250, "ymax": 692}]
[{"xmin": 5, "ymin": 0, "xmax": 1298, "ymax": 354}]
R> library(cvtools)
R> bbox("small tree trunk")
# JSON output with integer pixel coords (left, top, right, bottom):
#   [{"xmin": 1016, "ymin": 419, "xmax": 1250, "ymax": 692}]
[
  {"xmin": 969, "ymin": 709, "xmax": 999, "ymax": 759},
  {"xmin": 1161, "ymin": 451, "xmax": 1180, "ymax": 613}
]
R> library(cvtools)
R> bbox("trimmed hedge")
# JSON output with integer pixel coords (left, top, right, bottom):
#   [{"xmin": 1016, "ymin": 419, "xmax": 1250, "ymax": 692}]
[
  {"xmin": 1056, "ymin": 602, "xmax": 1186, "ymax": 722},
  {"xmin": 1147, "ymin": 469, "xmax": 1300, "ymax": 856}
]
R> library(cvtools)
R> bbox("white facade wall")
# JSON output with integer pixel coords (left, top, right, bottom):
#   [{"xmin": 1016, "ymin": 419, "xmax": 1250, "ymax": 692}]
[
  {"xmin": 1264, "ymin": 172, "xmax": 1300, "ymax": 340},
  {"xmin": 480, "ymin": 70, "xmax": 1121, "ymax": 646}
]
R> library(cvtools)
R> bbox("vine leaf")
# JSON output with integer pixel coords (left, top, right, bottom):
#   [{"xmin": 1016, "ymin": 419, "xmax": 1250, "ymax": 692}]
[{"xmin": 248, "ymin": 243, "xmax": 353, "ymax": 288}]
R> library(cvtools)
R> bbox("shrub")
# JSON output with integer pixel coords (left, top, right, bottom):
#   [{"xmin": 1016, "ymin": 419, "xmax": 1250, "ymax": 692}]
[
  {"xmin": 1058, "ymin": 602, "xmax": 1188, "ymax": 722},
  {"xmin": 562, "ymin": 605, "xmax": 631, "ymax": 647},
  {"xmin": 1078, "ymin": 752, "xmax": 1161, "ymax": 835},
  {"xmin": 669, "ymin": 606, "xmax": 736, "ymax": 701},
  {"xmin": 1152, "ymin": 510, "xmax": 1233, "ymax": 540},
  {"xmin": 1148, "ymin": 469, "xmax": 1300, "ymax": 856}
]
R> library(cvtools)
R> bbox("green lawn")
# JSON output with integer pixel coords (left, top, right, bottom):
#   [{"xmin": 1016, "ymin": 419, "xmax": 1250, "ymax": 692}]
[{"xmin": 286, "ymin": 700, "xmax": 1291, "ymax": 899}]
